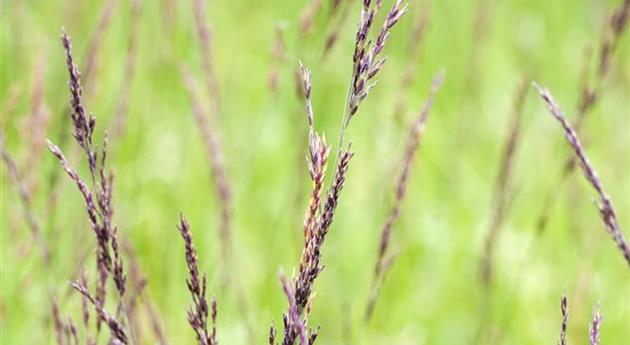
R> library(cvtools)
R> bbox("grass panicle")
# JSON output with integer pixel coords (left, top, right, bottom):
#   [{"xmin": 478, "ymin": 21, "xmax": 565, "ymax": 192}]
[
  {"xmin": 269, "ymin": 324, "xmax": 277, "ymax": 345},
  {"xmin": 177, "ymin": 214, "xmax": 218, "ymax": 345},
  {"xmin": 556, "ymin": 293, "xmax": 604, "ymax": 345},
  {"xmin": 47, "ymin": 0, "xmax": 118, "ymax": 228},
  {"xmin": 278, "ymin": 2, "xmax": 407, "ymax": 324},
  {"xmin": 590, "ymin": 306, "xmax": 602, "ymax": 345},
  {"xmin": 300, "ymin": 63, "xmax": 332, "ymax": 242},
  {"xmin": 348, "ymin": 0, "xmax": 408, "ymax": 118},
  {"xmin": 536, "ymin": 0, "xmax": 630, "ymax": 235},
  {"xmin": 51, "ymin": 297, "xmax": 65, "ymax": 345},
  {"xmin": 50, "ymin": 29, "xmax": 130, "ymax": 339},
  {"xmin": 279, "ymin": 271, "xmax": 310, "ymax": 345},
  {"xmin": 559, "ymin": 292, "xmax": 568, "ymax": 345},
  {"xmin": 72, "ymin": 281, "xmax": 129, "ymax": 344},
  {"xmin": 534, "ymin": 83, "xmax": 630, "ymax": 267},
  {"xmin": 2, "ymin": 1, "xmax": 626, "ymax": 343},
  {"xmin": 278, "ymin": 60, "xmax": 355, "ymax": 344}
]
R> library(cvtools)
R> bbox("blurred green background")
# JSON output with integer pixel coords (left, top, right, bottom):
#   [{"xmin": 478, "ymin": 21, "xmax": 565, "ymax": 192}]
[{"xmin": 1, "ymin": 0, "xmax": 629, "ymax": 343}]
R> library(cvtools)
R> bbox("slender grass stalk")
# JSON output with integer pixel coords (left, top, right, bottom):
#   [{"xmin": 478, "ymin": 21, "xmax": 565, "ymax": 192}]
[
  {"xmin": 26, "ymin": 53, "xmax": 51, "ymax": 194},
  {"xmin": 121, "ymin": 244, "xmax": 170, "ymax": 345},
  {"xmin": 80, "ymin": 268, "xmax": 90, "ymax": 328},
  {"xmin": 76, "ymin": 267, "xmax": 97, "ymax": 345},
  {"xmin": 299, "ymin": 0, "xmax": 325, "ymax": 35},
  {"xmin": 365, "ymin": 71, "xmax": 443, "ymax": 320},
  {"xmin": 144, "ymin": 297, "xmax": 170, "ymax": 345},
  {"xmin": 113, "ymin": 0, "xmax": 142, "ymax": 137},
  {"xmin": 160, "ymin": 0, "xmax": 177, "ymax": 29},
  {"xmin": 123, "ymin": 240, "xmax": 150, "ymax": 344},
  {"xmin": 180, "ymin": 68, "xmax": 232, "ymax": 263},
  {"xmin": 182, "ymin": 64, "xmax": 254, "ymax": 342},
  {"xmin": 0, "ymin": 82, "xmax": 22, "ymax": 127},
  {"xmin": 51, "ymin": 296, "xmax": 65, "ymax": 345},
  {"xmin": 322, "ymin": 0, "xmax": 357, "ymax": 61},
  {"xmin": 480, "ymin": 78, "xmax": 528, "ymax": 286},
  {"xmin": 535, "ymin": 0, "xmax": 630, "ymax": 234},
  {"xmin": 191, "ymin": 0, "xmax": 221, "ymax": 118},
  {"xmin": 65, "ymin": 317, "xmax": 79, "ymax": 345},
  {"xmin": 268, "ymin": 24, "xmax": 288, "ymax": 96},
  {"xmin": 534, "ymin": 82, "xmax": 630, "ymax": 267},
  {"xmin": 1, "ymin": 133, "xmax": 50, "ymax": 263},
  {"xmin": 392, "ymin": 1, "xmax": 430, "ymax": 120},
  {"xmin": 330, "ymin": 0, "xmax": 344, "ymax": 17},
  {"xmin": 82, "ymin": 0, "xmax": 119, "ymax": 83}
]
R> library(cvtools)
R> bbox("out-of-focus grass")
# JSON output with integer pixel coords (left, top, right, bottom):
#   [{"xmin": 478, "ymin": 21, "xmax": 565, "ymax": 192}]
[{"xmin": 1, "ymin": 0, "xmax": 628, "ymax": 344}]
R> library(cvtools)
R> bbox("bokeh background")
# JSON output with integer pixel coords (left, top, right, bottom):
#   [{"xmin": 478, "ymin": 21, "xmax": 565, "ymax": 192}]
[{"xmin": 1, "ymin": 0, "xmax": 629, "ymax": 343}]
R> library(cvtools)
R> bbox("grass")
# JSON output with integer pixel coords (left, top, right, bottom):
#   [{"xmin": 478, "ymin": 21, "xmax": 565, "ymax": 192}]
[{"xmin": 1, "ymin": 0, "xmax": 629, "ymax": 343}]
